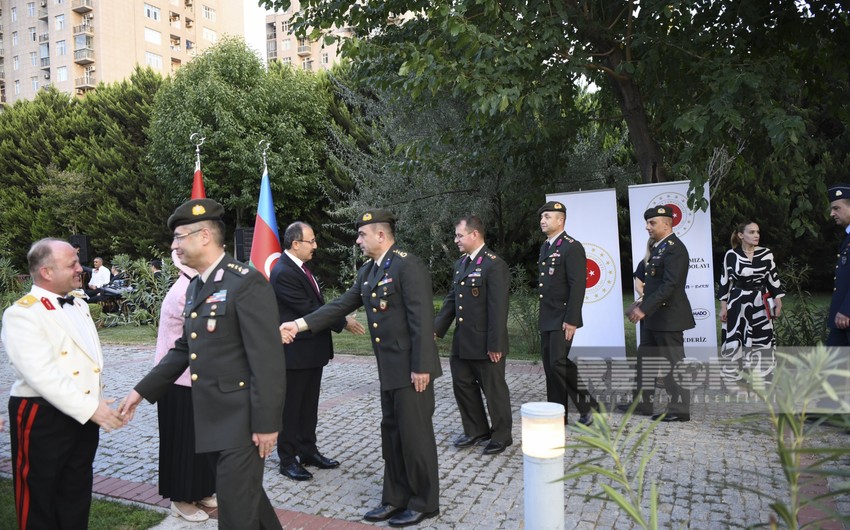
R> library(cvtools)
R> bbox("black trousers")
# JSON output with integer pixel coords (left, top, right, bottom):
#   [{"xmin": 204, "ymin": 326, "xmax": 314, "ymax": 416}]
[
  {"xmin": 635, "ymin": 328, "xmax": 690, "ymax": 416},
  {"xmin": 214, "ymin": 444, "xmax": 282, "ymax": 529},
  {"xmin": 8, "ymin": 396, "xmax": 99, "ymax": 530},
  {"xmin": 826, "ymin": 327, "xmax": 850, "ymax": 346},
  {"xmin": 449, "ymin": 355, "xmax": 512, "ymax": 443},
  {"xmin": 380, "ymin": 384, "xmax": 439, "ymax": 513},
  {"xmin": 540, "ymin": 330, "xmax": 597, "ymax": 415},
  {"xmin": 277, "ymin": 366, "xmax": 323, "ymax": 465}
]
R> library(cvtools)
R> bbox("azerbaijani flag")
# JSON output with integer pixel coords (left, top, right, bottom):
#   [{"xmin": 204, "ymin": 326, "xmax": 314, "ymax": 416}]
[
  {"xmin": 249, "ymin": 166, "xmax": 281, "ymax": 279},
  {"xmin": 191, "ymin": 157, "xmax": 206, "ymax": 199}
]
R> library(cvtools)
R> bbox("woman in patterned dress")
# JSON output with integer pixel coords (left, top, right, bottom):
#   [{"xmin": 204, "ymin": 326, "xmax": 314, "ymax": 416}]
[{"xmin": 718, "ymin": 222, "xmax": 785, "ymax": 387}]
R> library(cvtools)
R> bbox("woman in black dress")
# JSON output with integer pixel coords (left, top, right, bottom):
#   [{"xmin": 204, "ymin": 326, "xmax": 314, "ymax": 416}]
[{"xmin": 718, "ymin": 222, "xmax": 784, "ymax": 387}]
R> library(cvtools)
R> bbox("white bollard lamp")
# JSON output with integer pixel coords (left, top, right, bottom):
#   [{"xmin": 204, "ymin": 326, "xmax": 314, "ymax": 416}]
[{"xmin": 522, "ymin": 402, "xmax": 565, "ymax": 530}]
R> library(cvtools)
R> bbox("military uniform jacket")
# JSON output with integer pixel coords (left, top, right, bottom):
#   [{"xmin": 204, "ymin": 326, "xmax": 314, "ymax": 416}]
[
  {"xmin": 303, "ymin": 244, "xmax": 442, "ymax": 391},
  {"xmin": 135, "ymin": 254, "xmax": 286, "ymax": 453},
  {"xmin": 270, "ymin": 253, "xmax": 345, "ymax": 370},
  {"xmin": 434, "ymin": 246, "xmax": 510, "ymax": 359},
  {"xmin": 828, "ymin": 232, "xmax": 850, "ymax": 328},
  {"xmin": 640, "ymin": 234, "xmax": 695, "ymax": 332},
  {"xmin": 1, "ymin": 287, "xmax": 103, "ymax": 425},
  {"xmin": 538, "ymin": 232, "xmax": 586, "ymax": 332}
]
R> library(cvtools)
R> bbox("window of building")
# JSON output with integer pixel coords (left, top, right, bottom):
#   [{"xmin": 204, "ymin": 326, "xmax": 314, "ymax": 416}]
[
  {"xmin": 29, "ymin": 51, "xmax": 37, "ymax": 65},
  {"xmin": 301, "ymin": 58, "xmax": 312, "ymax": 70},
  {"xmin": 280, "ymin": 57, "xmax": 291, "ymax": 65},
  {"xmin": 144, "ymin": 3, "xmax": 161, "ymax": 22},
  {"xmin": 281, "ymin": 21, "xmax": 290, "ymax": 33},
  {"xmin": 27, "ymin": 2, "xmax": 35, "ymax": 16},
  {"xmin": 322, "ymin": 52, "xmax": 329, "ymax": 65},
  {"xmin": 14, "ymin": 81, "xmax": 21, "ymax": 96},
  {"xmin": 13, "ymin": 56, "xmax": 20, "ymax": 71},
  {"xmin": 186, "ymin": 39, "xmax": 194, "ymax": 50},
  {"xmin": 55, "ymin": 0, "xmax": 65, "ymax": 4},
  {"xmin": 282, "ymin": 39, "xmax": 291, "ymax": 51},
  {"xmin": 56, "ymin": 66, "xmax": 68, "ymax": 82},
  {"xmin": 74, "ymin": 34, "xmax": 92, "ymax": 50},
  {"xmin": 31, "ymin": 76, "xmax": 39, "ymax": 91},
  {"xmin": 145, "ymin": 51, "xmax": 163, "ymax": 69},
  {"xmin": 202, "ymin": 5, "xmax": 216, "ymax": 21},
  {"xmin": 144, "ymin": 27, "xmax": 162, "ymax": 45},
  {"xmin": 55, "ymin": 14, "xmax": 64, "ymax": 30},
  {"xmin": 12, "ymin": 32, "xmax": 19, "ymax": 47},
  {"xmin": 29, "ymin": 27, "xmax": 37, "ymax": 42},
  {"xmin": 11, "ymin": 7, "xmax": 17, "ymax": 22},
  {"xmin": 202, "ymin": 27, "xmax": 217, "ymax": 43},
  {"xmin": 56, "ymin": 39, "xmax": 67, "ymax": 55}
]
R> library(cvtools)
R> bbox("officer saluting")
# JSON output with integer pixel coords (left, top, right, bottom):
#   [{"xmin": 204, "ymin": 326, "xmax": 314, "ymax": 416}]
[
  {"xmin": 121, "ymin": 198, "xmax": 286, "ymax": 530},
  {"xmin": 281, "ymin": 209, "xmax": 442, "ymax": 528}
]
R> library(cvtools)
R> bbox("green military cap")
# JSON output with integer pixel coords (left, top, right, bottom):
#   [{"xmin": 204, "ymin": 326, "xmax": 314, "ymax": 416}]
[
  {"xmin": 644, "ymin": 205, "xmax": 674, "ymax": 220},
  {"xmin": 167, "ymin": 198, "xmax": 225, "ymax": 230},
  {"xmin": 537, "ymin": 200, "xmax": 566, "ymax": 216},
  {"xmin": 828, "ymin": 184, "xmax": 850, "ymax": 202},
  {"xmin": 356, "ymin": 209, "xmax": 397, "ymax": 229}
]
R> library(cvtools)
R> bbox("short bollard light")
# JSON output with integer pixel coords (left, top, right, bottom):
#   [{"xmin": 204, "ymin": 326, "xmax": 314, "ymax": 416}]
[{"xmin": 522, "ymin": 402, "xmax": 565, "ymax": 530}]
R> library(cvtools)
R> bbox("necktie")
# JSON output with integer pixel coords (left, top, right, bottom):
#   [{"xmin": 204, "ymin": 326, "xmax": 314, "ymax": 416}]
[
  {"xmin": 58, "ymin": 295, "xmax": 76, "ymax": 307},
  {"xmin": 543, "ymin": 240, "xmax": 551, "ymax": 256},
  {"xmin": 302, "ymin": 264, "xmax": 321, "ymax": 296}
]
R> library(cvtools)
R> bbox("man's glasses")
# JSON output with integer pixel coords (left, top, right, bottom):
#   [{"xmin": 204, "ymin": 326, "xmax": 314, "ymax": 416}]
[{"xmin": 173, "ymin": 229, "xmax": 203, "ymax": 242}]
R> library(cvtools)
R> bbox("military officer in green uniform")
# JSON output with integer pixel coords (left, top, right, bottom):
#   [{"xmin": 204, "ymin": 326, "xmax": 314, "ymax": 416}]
[
  {"xmin": 537, "ymin": 200, "xmax": 598, "ymax": 425},
  {"xmin": 121, "ymin": 198, "xmax": 286, "ymax": 529},
  {"xmin": 435, "ymin": 215, "xmax": 512, "ymax": 455},
  {"xmin": 624, "ymin": 205, "xmax": 695, "ymax": 422},
  {"xmin": 281, "ymin": 209, "xmax": 441, "ymax": 528}
]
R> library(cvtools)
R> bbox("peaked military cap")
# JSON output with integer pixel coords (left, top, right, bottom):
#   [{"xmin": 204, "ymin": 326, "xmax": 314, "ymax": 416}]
[
  {"xmin": 644, "ymin": 205, "xmax": 674, "ymax": 220},
  {"xmin": 537, "ymin": 200, "xmax": 566, "ymax": 216},
  {"xmin": 168, "ymin": 198, "xmax": 225, "ymax": 230},
  {"xmin": 828, "ymin": 184, "xmax": 850, "ymax": 202},
  {"xmin": 356, "ymin": 209, "xmax": 397, "ymax": 229}
]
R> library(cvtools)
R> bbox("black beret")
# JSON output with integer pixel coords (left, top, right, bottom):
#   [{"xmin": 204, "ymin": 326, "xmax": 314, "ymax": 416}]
[
  {"xmin": 643, "ymin": 205, "xmax": 674, "ymax": 220},
  {"xmin": 167, "ymin": 199, "xmax": 224, "ymax": 230},
  {"xmin": 356, "ymin": 209, "xmax": 397, "ymax": 229},
  {"xmin": 828, "ymin": 184, "xmax": 850, "ymax": 202},
  {"xmin": 537, "ymin": 201, "xmax": 566, "ymax": 216}
]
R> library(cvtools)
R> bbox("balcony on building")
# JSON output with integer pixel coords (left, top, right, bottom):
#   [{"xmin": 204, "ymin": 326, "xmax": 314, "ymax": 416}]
[
  {"xmin": 170, "ymin": 12, "xmax": 181, "ymax": 30},
  {"xmin": 185, "ymin": 0, "xmax": 194, "ymax": 8},
  {"xmin": 40, "ymin": 57, "xmax": 50, "ymax": 69},
  {"xmin": 72, "ymin": 0, "xmax": 93, "ymax": 13},
  {"xmin": 75, "ymin": 75, "xmax": 96, "ymax": 90},
  {"xmin": 0, "ymin": 67, "xmax": 4, "ymax": 81},
  {"xmin": 72, "ymin": 23, "xmax": 93, "ymax": 36},
  {"xmin": 170, "ymin": 35, "xmax": 181, "ymax": 53},
  {"xmin": 38, "ymin": 33, "xmax": 50, "ymax": 43},
  {"xmin": 185, "ymin": 18, "xmax": 193, "ymax": 29},
  {"xmin": 74, "ymin": 48, "xmax": 95, "ymax": 64},
  {"xmin": 297, "ymin": 44, "xmax": 311, "ymax": 56},
  {"xmin": 171, "ymin": 58, "xmax": 181, "ymax": 74},
  {"xmin": 38, "ymin": 8, "xmax": 48, "ymax": 20}
]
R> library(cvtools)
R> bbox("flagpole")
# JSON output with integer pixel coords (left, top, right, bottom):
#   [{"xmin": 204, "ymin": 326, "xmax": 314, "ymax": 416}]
[
  {"xmin": 249, "ymin": 139, "xmax": 282, "ymax": 279},
  {"xmin": 190, "ymin": 132, "xmax": 207, "ymax": 199}
]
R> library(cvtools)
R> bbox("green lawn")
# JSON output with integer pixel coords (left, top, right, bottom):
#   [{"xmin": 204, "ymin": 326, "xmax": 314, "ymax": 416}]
[{"xmin": 0, "ymin": 478, "xmax": 166, "ymax": 530}]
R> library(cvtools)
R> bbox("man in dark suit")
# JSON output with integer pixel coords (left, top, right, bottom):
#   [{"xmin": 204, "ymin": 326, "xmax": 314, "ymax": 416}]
[
  {"xmin": 270, "ymin": 221, "xmax": 364, "ymax": 481},
  {"xmin": 537, "ymin": 200, "xmax": 598, "ymax": 425},
  {"xmin": 625, "ymin": 206, "xmax": 695, "ymax": 422},
  {"xmin": 827, "ymin": 184, "xmax": 850, "ymax": 346},
  {"xmin": 2, "ymin": 238, "xmax": 124, "ymax": 529},
  {"xmin": 280, "ymin": 209, "xmax": 441, "ymax": 528},
  {"xmin": 435, "ymin": 215, "xmax": 513, "ymax": 455},
  {"xmin": 121, "ymin": 198, "xmax": 286, "ymax": 529}
]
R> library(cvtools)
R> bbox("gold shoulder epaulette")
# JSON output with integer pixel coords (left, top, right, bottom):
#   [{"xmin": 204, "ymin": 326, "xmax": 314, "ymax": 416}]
[
  {"xmin": 393, "ymin": 249, "xmax": 408, "ymax": 258},
  {"xmin": 226, "ymin": 262, "xmax": 250, "ymax": 275},
  {"xmin": 485, "ymin": 251, "xmax": 497, "ymax": 260},
  {"xmin": 563, "ymin": 235, "xmax": 575, "ymax": 243},
  {"xmin": 15, "ymin": 294, "xmax": 38, "ymax": 308}
]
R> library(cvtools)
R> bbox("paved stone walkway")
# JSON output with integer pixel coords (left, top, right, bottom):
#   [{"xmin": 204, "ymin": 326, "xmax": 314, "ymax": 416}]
[{"xmin": 1, "ymin": 344, "xmax": 848, "ymax": 528}]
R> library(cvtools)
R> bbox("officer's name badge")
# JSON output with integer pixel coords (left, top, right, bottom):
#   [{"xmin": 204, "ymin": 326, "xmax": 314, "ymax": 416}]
[
  {"xmin": 377, "ymin": 277, "xmax": 393, "ymax": 286},
  {"xmin": 206, "ymin": 290, "xmax": 227, "ymax": 303}
]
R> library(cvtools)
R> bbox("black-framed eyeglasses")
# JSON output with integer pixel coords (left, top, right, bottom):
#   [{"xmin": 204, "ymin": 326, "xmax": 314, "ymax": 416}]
[
  {"xmin": 173, "ymin": 229, "xmax": 203, "ymax": 242},
  {"xmin": 296, "ymin": 239, "xmax": 317, "ymax": 245}
]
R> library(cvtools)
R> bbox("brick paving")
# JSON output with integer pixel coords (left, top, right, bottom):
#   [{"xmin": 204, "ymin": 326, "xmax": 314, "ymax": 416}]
[{"xmin": 1, "ymin": 343, "xmax": 849, "ymax": 529}]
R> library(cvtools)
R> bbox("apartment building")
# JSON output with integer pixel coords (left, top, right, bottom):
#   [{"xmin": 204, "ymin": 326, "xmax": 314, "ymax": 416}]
[
  {"xmin": 0, "ymin": 0, "xmax": 244, "ymax": 105},
  {"xmin": 265, "ymin": 1, "xmax": 350, "ymax": 72}
]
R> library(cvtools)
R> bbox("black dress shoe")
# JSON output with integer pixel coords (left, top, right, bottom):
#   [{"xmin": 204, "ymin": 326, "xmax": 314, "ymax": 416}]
[
  {"xmin": 280, "ymin": 462, "xmax": 312, "ymax": 481},
  {"xmin": 482, "ymin": 440, "xmax": 512, "ymax": 455},
  {"xmin": 300, "ymin": 452, "xmax": 340, "ymax": 469},
  {"xmin": 616, "ymin": 404, "xmax": 654, "ymax": 416},
  {"xmin": 652, "ymin": 413, "xmax": 691, "ymax": 422},
  {"xmin": 453, "ymin": 433, "xmax": 490, "ymax": 448},
  {"xmin": 387, "ymin": 508, "xmax": 439, "ymax": 527},
  {"xmin": 363, "ymin": 503, "xmax": 404, "ymax": 522},
  {"xmin": 577, "ymin": 413, "xmax": 593, "ymax": 426}
]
